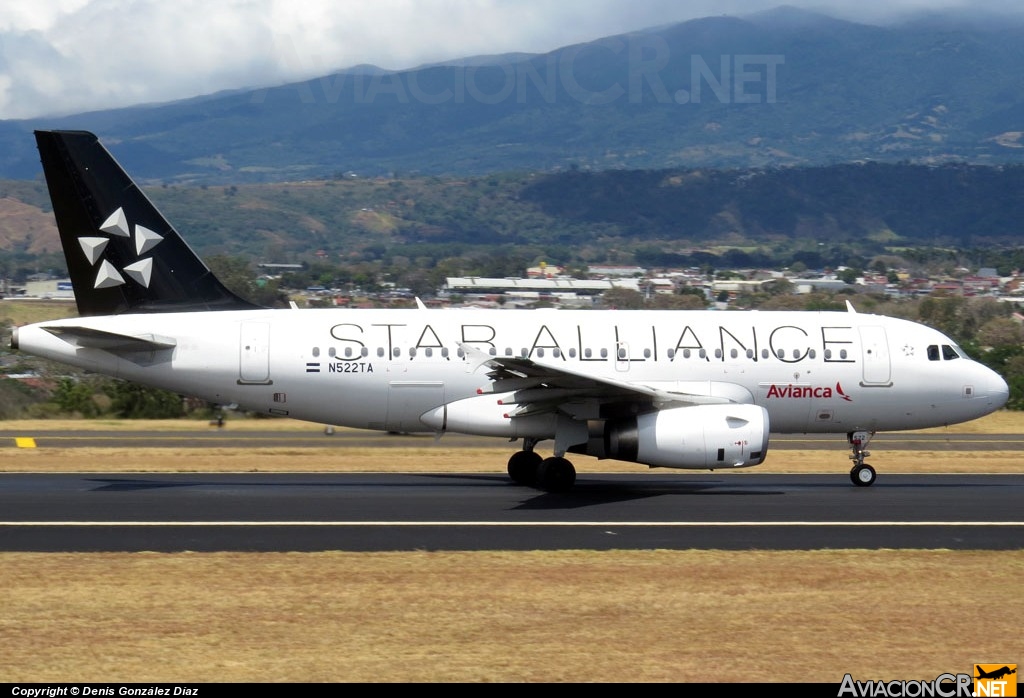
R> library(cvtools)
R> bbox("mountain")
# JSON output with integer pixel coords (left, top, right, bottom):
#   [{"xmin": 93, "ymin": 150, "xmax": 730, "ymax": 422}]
[
  {"xmin": 1, "ymin": 7, "xmax": 1024, "ymax": 183},
  {"xmin": 5, "ymin": 161, "xmax": 1024, "ymax": 271}
]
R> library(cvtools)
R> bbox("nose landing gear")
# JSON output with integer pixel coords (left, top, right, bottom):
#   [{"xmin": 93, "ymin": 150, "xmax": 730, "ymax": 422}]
[{"xmin": 848, "ymin": 430, "xmax": 877, "ymax": 487}]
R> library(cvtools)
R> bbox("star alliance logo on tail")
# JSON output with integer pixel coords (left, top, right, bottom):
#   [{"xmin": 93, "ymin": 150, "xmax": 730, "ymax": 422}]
[{"xmin": 79, "ymin": 206, "xmax": 164, "ymax": 289}]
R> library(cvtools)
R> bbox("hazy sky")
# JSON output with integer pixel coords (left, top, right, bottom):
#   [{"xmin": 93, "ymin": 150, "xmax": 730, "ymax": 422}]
[{"xmin": 1, "ymin": 0, "xmax": 1019, "ymax": 120}]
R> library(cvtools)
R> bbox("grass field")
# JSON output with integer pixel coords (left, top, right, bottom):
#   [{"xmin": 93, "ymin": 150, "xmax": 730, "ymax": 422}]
[{"xmin": 0, "ymin": 413, "xmax": 1021, "ymax": 683}]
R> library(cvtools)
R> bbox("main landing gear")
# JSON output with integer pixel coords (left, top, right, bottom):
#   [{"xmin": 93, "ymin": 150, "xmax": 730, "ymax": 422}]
[
  {"xmin": 506, "ymin": 439, "xmax": 577, "ymax": 493},
  {"xmin": 848, "ymin": 430, "xmax": 877, "ymax": 487}
]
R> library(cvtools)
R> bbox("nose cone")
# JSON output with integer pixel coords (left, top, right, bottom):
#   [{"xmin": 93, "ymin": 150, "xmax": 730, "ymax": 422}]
[{"xmin": 988, "ymin": 369, "xmax": 1010, "ymax": 410}]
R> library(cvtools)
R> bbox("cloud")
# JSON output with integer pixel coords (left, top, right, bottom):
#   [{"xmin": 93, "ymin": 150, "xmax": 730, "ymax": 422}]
[{"xmin": 1, "ymin": 0, "xmax": 1021, "ymax": 120}]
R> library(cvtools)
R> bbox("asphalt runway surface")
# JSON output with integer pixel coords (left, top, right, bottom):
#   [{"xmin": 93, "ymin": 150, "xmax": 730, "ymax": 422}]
[{"xmin": 2, "ymin": 428, "xmax": 1022, "ymax": 552}]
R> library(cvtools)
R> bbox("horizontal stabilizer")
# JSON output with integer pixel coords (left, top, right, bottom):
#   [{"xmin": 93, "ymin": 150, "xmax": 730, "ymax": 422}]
[{"xmin": 43, "ymin": 325, "xmax": 177, "ymax": 352}]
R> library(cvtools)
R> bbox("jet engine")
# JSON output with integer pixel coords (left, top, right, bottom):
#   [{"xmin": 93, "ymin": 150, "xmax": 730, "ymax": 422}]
[{"xmin": 569, "ymin": 404, "xmax": 769, "ymax": 469}]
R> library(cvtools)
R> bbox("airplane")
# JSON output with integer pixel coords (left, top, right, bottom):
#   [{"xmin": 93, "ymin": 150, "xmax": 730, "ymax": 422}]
[
  {"xmin": 975, "ymin": 666, "xmax": 1016, "ymax": 681},
  {"xmin": 10, "ymin": 130, "xmax": 1010, "ymax": 492}
]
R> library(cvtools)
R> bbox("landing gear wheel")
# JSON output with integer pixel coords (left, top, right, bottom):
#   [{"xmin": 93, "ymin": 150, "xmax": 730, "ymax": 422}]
[
  {"xmin": 850, "ymin": 464, "xmax": 876, "ymax": 487},
  {"xmin": 536, "ymin": 457, "xmax": 576, "ymax": 493},
  {"xmin": 847, "ymin": 430, "xmax": 877, "ymax": 487},
  {"xmin": 507, "ymin": 450, "xmax": 542, "ymax": 486}
]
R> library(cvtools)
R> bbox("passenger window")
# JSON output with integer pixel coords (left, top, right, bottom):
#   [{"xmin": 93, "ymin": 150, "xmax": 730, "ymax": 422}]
[
  {"xmin": 312, "ymin": 347, "xmax": 320, "ymax": 357},
  {"xmin": 600, "ymin": 348, "xmax": 608, "ymax": 358}
]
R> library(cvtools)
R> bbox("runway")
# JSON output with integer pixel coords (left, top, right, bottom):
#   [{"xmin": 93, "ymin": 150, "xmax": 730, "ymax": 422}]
[{"xmin": 2, "ymin": 472, "xmax": 1022, "ymax": 552}]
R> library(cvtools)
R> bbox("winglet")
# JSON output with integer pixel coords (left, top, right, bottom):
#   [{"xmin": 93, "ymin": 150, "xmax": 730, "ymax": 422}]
[{"xmin": 458, "ymin": 342, "xmax": 497, "ymax": 374}]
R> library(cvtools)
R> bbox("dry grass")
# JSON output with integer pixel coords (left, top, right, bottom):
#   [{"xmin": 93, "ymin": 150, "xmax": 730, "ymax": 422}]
[
  {"xmin": 3, "ymin": 407, "xmax": 1022, "ymax": 434},
  {"xmin": 1, "ymin": 413, "xmax": 1022, "ymax": 683},
  {"xmin": 0, "ymin": 551, "xmax": 1021, "ymax": 683}
]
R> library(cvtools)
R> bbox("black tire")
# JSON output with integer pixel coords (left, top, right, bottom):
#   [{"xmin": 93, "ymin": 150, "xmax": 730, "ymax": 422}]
[
  {"xmin": 536, "ymin": 457, "xmax": 576, "ymax": 493},
  {"xmin": 507, "ymin": 451, "xmax": 542, "ymax": 486},
  {"xmin": 850, "ymin": 464, "xmax": 877, "ymax": 487}
]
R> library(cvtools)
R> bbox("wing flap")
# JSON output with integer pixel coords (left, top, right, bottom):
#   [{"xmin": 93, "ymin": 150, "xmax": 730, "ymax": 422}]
[{"xmin": 459, "ymin": 343, "xmax": 738, "ymax": 414}]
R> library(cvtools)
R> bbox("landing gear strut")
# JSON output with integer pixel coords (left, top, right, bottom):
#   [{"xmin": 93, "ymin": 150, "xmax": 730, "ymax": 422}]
[
  {"xmin": 848, "ymin": 430, "xmax": 877, "ymax": 487},
  {"xmin": 506, "ymin": 439, "xmax": 577, "ymax": 492}
]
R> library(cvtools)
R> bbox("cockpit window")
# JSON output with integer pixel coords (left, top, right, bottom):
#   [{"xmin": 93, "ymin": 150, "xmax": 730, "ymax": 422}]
[{"xmin": 927, "ymin": 344, "xmax": 962, "ymax": 361}]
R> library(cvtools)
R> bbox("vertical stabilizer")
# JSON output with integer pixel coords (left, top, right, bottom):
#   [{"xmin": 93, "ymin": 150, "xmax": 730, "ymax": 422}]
[{"xmin": 35, "ymin": 130, "xmax": 261, "ymax": 316}]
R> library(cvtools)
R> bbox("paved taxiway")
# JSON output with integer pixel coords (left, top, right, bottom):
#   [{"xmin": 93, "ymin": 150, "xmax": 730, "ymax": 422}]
[
  {"xmin": 1, "ymin": 472, "xmax": 1022, "ymax": 552},
  {"xmin": 3, "ymin": 427, "xmax": 1021, "ymax": 552}
]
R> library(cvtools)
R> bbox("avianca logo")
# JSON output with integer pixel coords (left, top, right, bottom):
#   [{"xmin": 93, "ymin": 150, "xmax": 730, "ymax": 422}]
[{"xmin": 766, "ymin": 382, "xmax": 853, "ymax": 401}]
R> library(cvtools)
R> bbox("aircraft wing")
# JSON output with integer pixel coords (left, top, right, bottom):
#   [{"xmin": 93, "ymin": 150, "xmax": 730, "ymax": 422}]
[
  {"xmin": 43, "ymin": 325, "xmax": 177, "ymax": 353},
  {"xmin": 460, "ymin": 343, "xmax": 737, "ymax": 418}
]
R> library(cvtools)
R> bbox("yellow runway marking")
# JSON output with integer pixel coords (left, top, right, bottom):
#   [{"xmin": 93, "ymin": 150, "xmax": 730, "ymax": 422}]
[{"xmin": 15, "ymin": 437, "xmax": 37, "ymax": 448}]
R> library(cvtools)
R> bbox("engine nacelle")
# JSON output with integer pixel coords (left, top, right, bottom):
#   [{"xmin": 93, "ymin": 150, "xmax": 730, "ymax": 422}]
[{"xmin": 570, "ymin": 404, "xmax": 769, "ymax": 469}]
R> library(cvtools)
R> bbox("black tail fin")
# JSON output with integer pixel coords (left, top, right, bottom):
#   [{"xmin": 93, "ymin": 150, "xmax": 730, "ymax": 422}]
[{"xmin": 35, "ymin": 130, "xmax": 261, "ymax": 316}]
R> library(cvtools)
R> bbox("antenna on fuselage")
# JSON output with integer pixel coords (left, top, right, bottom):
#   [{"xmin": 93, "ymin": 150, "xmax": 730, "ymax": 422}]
[{"xmin": 846, "ymin": 300, "xmax": 857, "ymax": 313}]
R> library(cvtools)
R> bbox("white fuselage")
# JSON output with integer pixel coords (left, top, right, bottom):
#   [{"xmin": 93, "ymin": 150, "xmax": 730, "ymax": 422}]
[{"xmin": 14, "ymin": 307, "xmax": 1009, "ymax": 438}]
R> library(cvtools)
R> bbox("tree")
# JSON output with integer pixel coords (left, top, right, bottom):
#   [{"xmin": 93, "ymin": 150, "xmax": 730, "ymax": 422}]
[
  {"xmin": 977, "ymin": 318, "xmax": 1023, "ymax": 349},
  {"xmin": 648, "ymin": 293, "xmax": 705, "ymax": 309},
  {"xmin": 52, "ymin": 378, "xmax": 100, "ymax": 417},
  {"xmin": 206, "ymin": 255, "xmax": 289, "ymax": 308},
  {"xmin": 107, "ymin": 381, "xmax": 185, "ymax": 419},
  {"xmin": 600, "ymin": 288, "xmax": 644, "ymax": 309}
]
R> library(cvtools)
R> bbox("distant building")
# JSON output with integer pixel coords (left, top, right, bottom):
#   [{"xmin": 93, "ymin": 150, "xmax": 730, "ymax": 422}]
[
  {"xmin": 588, "ymin": 265, "xmax": 647, "ymax": 277},
  {"xmin": 24, "ymin": 279, "xmax": 75, "ymax": 299}
]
